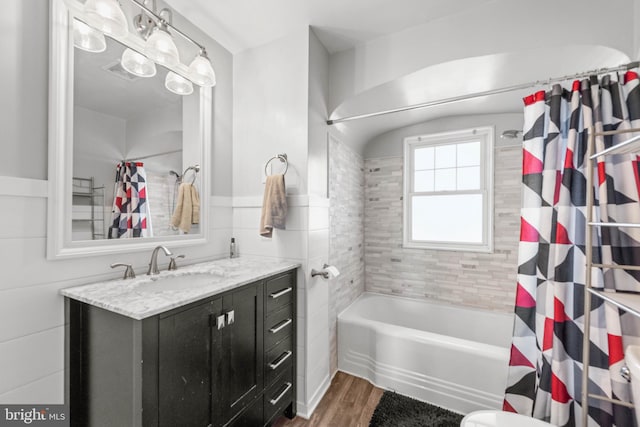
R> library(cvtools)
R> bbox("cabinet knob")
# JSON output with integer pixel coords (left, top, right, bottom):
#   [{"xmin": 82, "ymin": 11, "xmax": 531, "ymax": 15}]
[{"xmin": 226, "ymin": 310, "xmax": 235, "ymax": 326}]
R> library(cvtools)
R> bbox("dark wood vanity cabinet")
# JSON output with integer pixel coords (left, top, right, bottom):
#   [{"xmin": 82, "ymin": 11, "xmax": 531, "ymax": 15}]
[{"xmin": 67, "ymin": 269, "xmax": 296, "ymax": 427}]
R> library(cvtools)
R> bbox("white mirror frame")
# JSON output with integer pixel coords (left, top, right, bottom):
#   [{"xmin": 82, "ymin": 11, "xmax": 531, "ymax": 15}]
[{"xmin": 47, "ymin": 0, "xmax": 211, "ymax": 259}]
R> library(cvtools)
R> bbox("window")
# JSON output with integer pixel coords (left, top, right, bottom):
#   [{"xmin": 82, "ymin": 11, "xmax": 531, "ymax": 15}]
[{"xmin": 403, "ymin": 127, "xmax": 494, "ymax": 252}]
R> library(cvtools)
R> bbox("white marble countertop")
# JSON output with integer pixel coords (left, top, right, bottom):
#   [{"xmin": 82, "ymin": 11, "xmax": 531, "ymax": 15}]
[{"xmin": 60, "ymin": 256, "xmax": 300, "ymax": 320}]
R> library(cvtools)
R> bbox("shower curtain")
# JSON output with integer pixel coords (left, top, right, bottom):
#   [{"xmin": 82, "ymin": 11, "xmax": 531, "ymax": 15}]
[
  {"xmin": 504, "ymin": 73, "xmax": 640, "ymax": 427},
  {"xmin": 109, "ymin": 161, "xmax": 152, "ymax": 238}
]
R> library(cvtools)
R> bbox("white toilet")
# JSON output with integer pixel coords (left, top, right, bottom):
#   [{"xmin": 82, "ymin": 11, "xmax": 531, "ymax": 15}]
[
  {"xmin": 461, "ymin": 345, "xmax": 640, "ymax": 427},
  {"xmin": 460, "ymin": 410, "xmax": 553, "ymax": 427},
  {"xmin": 626, "ymin": 345, "xmax": 640, "ymax": 424}
]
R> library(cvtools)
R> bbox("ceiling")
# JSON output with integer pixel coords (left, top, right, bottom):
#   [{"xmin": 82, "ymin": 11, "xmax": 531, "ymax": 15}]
[
  {"xmin": 166, "ymin": 0, "xmax": 494, "ymax": 54},
  {"xmin": 164, "ymin": 0, "xmax": 633, "ymax": 151},
  {"xmin": 329, "ymin": 45, "xmax": 632, "ymax": 150}
]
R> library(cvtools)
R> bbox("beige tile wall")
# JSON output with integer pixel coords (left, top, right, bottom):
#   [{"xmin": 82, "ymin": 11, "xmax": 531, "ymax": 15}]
[{"xmin": 364, "ymin": 145, "xmax": 521, "ymax": 313}]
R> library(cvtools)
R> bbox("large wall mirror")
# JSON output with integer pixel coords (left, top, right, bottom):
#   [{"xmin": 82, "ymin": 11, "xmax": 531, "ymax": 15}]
[{"xmin": 48, "ymin": 0, "xmax": 212, "ymax": 259}]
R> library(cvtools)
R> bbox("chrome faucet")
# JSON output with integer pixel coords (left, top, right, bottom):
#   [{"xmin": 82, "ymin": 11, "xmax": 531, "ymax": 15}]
[{"xmin": 147, "ymin": 245, "xmax": 172, "ymax": 275}]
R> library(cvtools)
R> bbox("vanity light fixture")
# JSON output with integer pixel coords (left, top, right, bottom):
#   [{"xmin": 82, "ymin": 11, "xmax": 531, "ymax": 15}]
[
  {"xmin": 144, "ymin": 19, "xmax": 180, "ymax": 67},
  {"xmin": 73, "ymin": 19, "xmax": 106, "ymax": 53},
  {"xmin": 121, "ymin": 48, "xmax": 156, "ymax": 77},
  {"xmin": 83, "ymin": 0, "xmax": 128, "ymax": 37},
  {"xmin": 79, "ymin": 0, "xmax": 217, "ymax": 92},
  {"xmin": 188, "ymin": 48, "xmax": 216, "ymax": 87},
  {"xmin": 165, "ymin": 71, "xmax": 193, "ymax": 95}
]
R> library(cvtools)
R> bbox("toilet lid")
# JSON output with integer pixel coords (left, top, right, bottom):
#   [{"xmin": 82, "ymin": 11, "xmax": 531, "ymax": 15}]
[{"xmin": 461, "ymin": 410, "xmax": 554, "ymax": 427}]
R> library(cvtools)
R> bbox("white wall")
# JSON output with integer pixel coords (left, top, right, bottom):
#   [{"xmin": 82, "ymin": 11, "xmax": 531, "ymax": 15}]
[
  {"xmin": 73, "ymin": 106, "xmax": 126, "ymax": 193},
  {"xmin": 0, "ymin": 0, "xmax": 233, "ymax": 403},
  {"xmin": 0, "ymin": 1, "xmax": 48, "ymax": 179},
  {"xmin": 329, "ymin": 0, "xmax": 636, "ymax": 112},
  {"xmin": 126, "ymin": 103, "xmax": 182, "ymax": 165},
  {"xmin": 231, "ymin": 28, "xmax": 333, "ymax": 417},
  {"xmin": 304, "ymin": 30, "xmax": 331, "ymax": 415},
  {"xmin": 232, "ymin": 29, "xmax": 309, "ymax": 198},
  {"xmin": 365, "ymin": 113, "xmax": 523, "ymax": 158}
]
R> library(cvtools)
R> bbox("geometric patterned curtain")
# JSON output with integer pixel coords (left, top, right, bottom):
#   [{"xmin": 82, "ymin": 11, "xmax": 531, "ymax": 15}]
[
  {"xmin": 108, "ymin": 161, "xmax": 152, "ymax": 238},
  {"xmin": 503, "ymin": 72, "xmax": 640, "ymax": 427}
]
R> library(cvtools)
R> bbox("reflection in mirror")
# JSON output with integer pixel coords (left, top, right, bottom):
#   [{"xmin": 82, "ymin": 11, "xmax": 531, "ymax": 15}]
[
  {"xmin": 72, "ymin": 36, "xmax": 200, "ymax": 241},
  {"xmin": 48, "ymin": 0, "xmax": 212, "ymax": 259}
]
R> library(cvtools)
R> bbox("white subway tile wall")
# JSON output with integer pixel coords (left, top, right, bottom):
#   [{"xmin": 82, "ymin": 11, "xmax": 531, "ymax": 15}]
[
  {"xmin": 328, "ymin": 137, "xmax": 365, "ymax": 375},
  {"xmin": 0, "ymin": 183, "xmax": 233, "ymax": 403},
  {"xmin": 364, "ymin": 146, "xmax": 521, "ymax": 313}
]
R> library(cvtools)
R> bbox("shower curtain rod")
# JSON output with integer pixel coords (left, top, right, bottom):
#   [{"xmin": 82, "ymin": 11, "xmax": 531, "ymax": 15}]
[
  {"xmin": 127, "ymin": 149, "xmax": 181, "ymax": 161},
  {"xmin": 326, "ymin": 60, "xmax": 640, "ymax": 126}
]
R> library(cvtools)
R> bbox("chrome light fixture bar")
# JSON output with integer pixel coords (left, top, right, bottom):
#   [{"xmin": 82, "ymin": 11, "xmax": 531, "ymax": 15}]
[
  {"xmin": 130, "ymin": 0, "xmax": 216, "ymax": 87},
  {"xmin": 76, "ymin": 0, "xmax": 216, "ymax": 93}
]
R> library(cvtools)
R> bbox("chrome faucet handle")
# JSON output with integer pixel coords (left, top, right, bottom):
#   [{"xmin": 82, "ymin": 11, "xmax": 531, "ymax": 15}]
[
  {"xmin": 111, "ymin": 263, "xmax": 136, "ymax": 279},
  {"xmin": 168, "ymin": 254, "xmax": 185, "ymax": 271}
]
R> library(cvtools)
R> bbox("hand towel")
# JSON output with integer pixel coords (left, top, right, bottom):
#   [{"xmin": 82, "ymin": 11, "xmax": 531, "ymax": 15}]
[
  {"xmin": 260, "ymin": 174, "xmax": 287, "ymax": 238},
  {"xmin": 171, "ymin": 183, "xmax": 196, "ymax": 233},
  {"xmin": 190, "ymin": 184, "xmax": 200, "ymax": 225}
]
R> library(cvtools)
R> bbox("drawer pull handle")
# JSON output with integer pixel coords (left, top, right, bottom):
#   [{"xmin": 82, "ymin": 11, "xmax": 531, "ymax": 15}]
[
  {"xmin": 269, "ymin": 318, "xmax": 292, "ymax": 334},
  {"xmin": 269, "ymin": 287, "xmax": 292, "ymax": 299},
  {"xmin": 269, "ymin": 382, "xmax": 292, "ymax": 406},
  {"xmin": 268, "ymin": 351, "xmax": 292, "ymax": 370},
  {"xmin": 217, "ymin": 315, "xmax": 226, "ymax": 330}
]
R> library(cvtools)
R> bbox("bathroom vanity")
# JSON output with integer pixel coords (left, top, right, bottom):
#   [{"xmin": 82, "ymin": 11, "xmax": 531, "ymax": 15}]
[{"xmin": 61, "ymin": 257, "xmax": 298, "ymax": 427}]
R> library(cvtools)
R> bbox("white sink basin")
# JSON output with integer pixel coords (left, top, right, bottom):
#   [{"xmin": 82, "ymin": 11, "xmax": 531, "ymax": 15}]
[{"xmin": 144, "ymin": 272, "xmax": 224, "ymax": 291}]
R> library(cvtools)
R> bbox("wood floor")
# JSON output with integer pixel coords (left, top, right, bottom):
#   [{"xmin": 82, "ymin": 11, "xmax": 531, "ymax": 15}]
[{"xmin": 272, "ymin": 372, "xmax": 384, "ymax": 427}]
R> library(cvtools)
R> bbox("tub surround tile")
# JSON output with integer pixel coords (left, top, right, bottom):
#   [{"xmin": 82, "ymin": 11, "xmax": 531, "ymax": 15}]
[
  {"xmin": 328, "ymin": 137, "xmax": 365, "ymax": 375},
  {"xmin": 61, "ymin": 256, "xmax": 300, "ymax": 320},
  {"xmin": 364, "ymin": 147, "xmax": 520, "ymax": 313}
]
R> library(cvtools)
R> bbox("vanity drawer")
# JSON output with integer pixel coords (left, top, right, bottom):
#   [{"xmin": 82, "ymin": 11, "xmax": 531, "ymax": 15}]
[
  {"xmin": 266, "ymin": 273, "xmax": 294, "ymax": 313},
  {"xmin": 265, "ymin": 335, "xmax": 293, "ymax": 386},
  {"xmin": 265, "ymin": 304, "xmax": 293, "ymax": 350},
  {"xmin": 263, "ymin": 368, "xmax": 294, "ymax": 424}
]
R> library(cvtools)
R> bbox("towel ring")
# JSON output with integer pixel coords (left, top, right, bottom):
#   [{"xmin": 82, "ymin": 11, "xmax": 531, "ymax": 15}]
[
  {"xmin": 264, "ymin": 154, "xmax": 288, "ymax": 176},
  {"xmin": 181, "ymin": 164, "xmax": 200, "ymax": 184}
]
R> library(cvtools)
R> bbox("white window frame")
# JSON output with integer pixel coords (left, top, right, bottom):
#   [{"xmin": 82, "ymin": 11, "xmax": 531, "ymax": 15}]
[{"xmin": 403, "ymin": 127, "xmax": 494, "ymax": 252}]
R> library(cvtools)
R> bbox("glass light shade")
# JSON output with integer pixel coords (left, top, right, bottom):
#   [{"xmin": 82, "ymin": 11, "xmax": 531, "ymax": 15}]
[
  {"xmin": 121, "ymin": 48, "xmax": 156, "ymax": 78},
  {"xmin": 165, "ymin": 72, "xmax": 193, "ymax": 95},
  {"xmin": 73, "ymin": 19, "xmax": 106, "ymax": 53},
  {"xmin": 84, "ymin": 0, "xmax": 128, "ymax": 37},
  {"xmin": 188, "ymin": 54, "xmax": 216, "ymax": 87},
  {"xmin": 145, "ymin": 26, "xmax": 180, "ymax": 67}
]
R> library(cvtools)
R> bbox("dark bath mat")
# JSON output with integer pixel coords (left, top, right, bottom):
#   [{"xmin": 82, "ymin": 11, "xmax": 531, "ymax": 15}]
[{"xmin": 369, "ymin": 391, "xmax": 464, "ymax": 427}]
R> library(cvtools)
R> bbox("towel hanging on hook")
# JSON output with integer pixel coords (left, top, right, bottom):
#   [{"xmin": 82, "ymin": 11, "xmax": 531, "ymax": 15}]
[{"xmin": 264, "ymin": 154, "xmax": 288, "ymax": 176}]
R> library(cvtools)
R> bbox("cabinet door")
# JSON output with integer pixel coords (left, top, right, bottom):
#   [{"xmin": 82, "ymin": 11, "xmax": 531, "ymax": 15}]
[
  {"xmin": 158, "ymin": 299, "xmax": 220, "ymax": 427},
  {"xmin": 217, "ymin": 282, "xmax": 264, "ymax": 425}
]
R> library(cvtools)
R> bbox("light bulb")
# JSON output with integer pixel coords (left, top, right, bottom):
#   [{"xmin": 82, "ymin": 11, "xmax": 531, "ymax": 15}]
[
  {"xmin": 188, "ymin": 52, "xmax": 216, "ymax": 87},
  {"xmin": 73, "ymin": 19, "xmax": 106, "ymax": 53},
  {"xmin": 165, "ymin": 72, "xmax": 193, "ymax": 95},
  {"xmin": 121, "ymin": 48, "xmax": 156, "ymax": 78},
  {"xmin": 145, "ymin": 24, "xmax": 179, "ymax": 67},
  {"xmin": 84, "ymin": 0, "xmax": 128, "ymax": 37}
]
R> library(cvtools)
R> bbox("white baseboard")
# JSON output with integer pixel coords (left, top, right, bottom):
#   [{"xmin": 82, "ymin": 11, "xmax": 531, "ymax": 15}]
[{"xmin": 296, "ymin": 373, "xmax": 332, "ymax": 419}]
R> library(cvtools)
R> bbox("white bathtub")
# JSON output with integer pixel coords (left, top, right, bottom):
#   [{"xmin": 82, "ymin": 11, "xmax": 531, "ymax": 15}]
[{"xmin": 337, "ymin": 292, "xmax": 513, "ymax": 414}]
